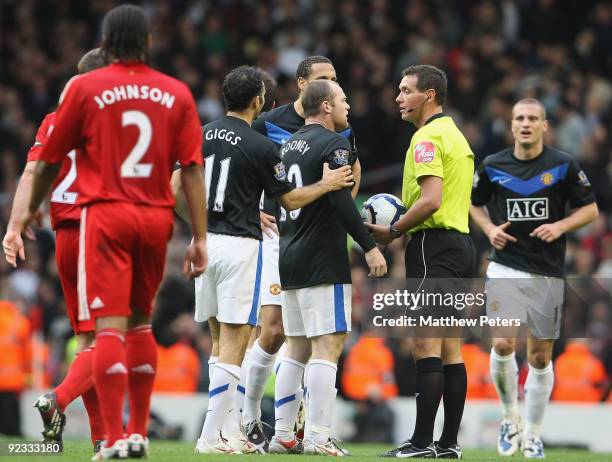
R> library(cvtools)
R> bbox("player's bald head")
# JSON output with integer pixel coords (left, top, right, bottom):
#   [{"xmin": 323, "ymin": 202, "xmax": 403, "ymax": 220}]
[{"xmin": 302, "ymin": 80, "xmax": 340, "ymax": 117}]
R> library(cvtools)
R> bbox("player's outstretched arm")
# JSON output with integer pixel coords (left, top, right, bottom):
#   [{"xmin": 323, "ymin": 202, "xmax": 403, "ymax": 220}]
[
  {"xmin": 530, "ymin": 202, "xmax": 599, "ymax": 243},
  {"xmin": 3, "ymin": 161, "xmax": 40, "ymax": 267},
  {"xmin": 279, "ymin": 162, "xmax": 353, "ymax": 211},
  {"xmin": 180, "ymin": 164, "xmax": 208, "ymax": 278}
]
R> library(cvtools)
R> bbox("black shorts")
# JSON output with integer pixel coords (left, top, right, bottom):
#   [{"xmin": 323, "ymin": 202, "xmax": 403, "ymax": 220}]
[
  {"xmin": 404, "ymin": 229, "xmax": 477, "ymax": 324},
  {"xmin": 405, "ymin": 228, "xmax": 476, "ymax": 279}
]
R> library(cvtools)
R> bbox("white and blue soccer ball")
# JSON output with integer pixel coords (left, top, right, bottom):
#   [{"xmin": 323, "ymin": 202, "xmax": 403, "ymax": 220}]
[{"xmin": 361, "ymin": 193, "xmax": 407, "ymax": 226}]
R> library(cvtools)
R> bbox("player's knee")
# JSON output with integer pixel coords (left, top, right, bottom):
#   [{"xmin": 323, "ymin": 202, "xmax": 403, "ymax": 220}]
[
  {"xmin": 76, "ymin": 332, "xmax": 95, "ymax": 352},
  {"xmin": 529, "ymin": 350, "xmax": 551, "ymax": 369},
  {"xmin": 259, "ymin": 321, "xmax": 285, "ymax": 353},
  {"xmin": 492, "ymin": 339, "xmax": 515, "ymax": 356}
]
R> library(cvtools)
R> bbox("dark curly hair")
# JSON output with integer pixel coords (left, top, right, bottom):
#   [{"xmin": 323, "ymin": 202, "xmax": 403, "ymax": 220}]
[
  {"xmin": 222, "ymin": 66, "xmax": 264, "ymax": 111},
  {"xmin": 295, "ymin": 56, "xmax": 333, "ymax": 80},
  {"xmin": 101, "ymin": 4, "xmax": 151, "ymax": 64}
]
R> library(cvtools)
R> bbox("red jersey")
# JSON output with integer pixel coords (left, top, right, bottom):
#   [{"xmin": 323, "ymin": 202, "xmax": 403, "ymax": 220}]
[
  {"xmin": 27, "ymin": 112, "xmax": 81, "ymax": 229},
  {"xmin": 39, "ymin": 63, "xmax": 203, "ymax": 207}
]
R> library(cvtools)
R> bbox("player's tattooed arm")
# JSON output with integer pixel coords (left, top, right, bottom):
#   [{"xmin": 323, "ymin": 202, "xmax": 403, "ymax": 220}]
[{"xmin": 530, "ymin": 202, "xmax": 598, "ymax": 243}]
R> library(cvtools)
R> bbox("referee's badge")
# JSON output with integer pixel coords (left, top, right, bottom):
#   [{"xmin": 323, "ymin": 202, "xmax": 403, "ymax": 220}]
[
  {"xmin": 578, "ymin": 170, "xmax": 591, "ymax": 186},
  {"xmin": 270, "ymin": 283, "xmax": 281, "ymax": 295},
  {"xmin": 414, "ymin": 141, "xmax": 435, "ymax": 163},
  {"xmin": 473, "ymin": 171, "xmax": 480, "ymax": 188},
  {"xmin": 540, "ymin": 172, "xmax": 553, "ymax": 185}
]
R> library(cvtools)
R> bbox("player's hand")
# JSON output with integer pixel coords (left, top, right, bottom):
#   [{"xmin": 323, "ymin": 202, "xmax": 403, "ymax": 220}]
[
  {"xmin": 2, "ymin": 229, "xmax": 26, "ymax": 268},
  {"xmin": 321, "ymin": 162, "xmax": 354, "ymax": 192},
  {"xmin": 183, "ymin": 238, "xmax": 208, "ymax": 279},
  {"xmin": 23, "ymin": 210, "xmax": 43, "ymax": 241},
  {"xmin": 487, "ymin": 221, "xmax": 517, "ymax": 250},
  {"xmin": 530, "ymin": 222, "xmax": 564, "ymax": 243},
  {"xmin": 366, "ymin": 223, "xmax": 396, "ymax": 246},
  {"xmin": 260, "ymin": 211, "xmax": 278, "ymax": 238},
  {"xmin": 365, "ymin": 247, "xmax": 387, "ymax": 278}
]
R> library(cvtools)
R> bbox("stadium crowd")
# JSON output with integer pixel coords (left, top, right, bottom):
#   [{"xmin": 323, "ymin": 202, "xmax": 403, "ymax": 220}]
[{"xmin": 1, "ymin": 0, "xmax": 611, "ymax": 438}]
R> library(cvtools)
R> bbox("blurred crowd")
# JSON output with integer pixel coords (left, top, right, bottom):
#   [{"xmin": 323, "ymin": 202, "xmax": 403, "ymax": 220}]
[{"xmin": 1, "ymin": 0, "xmax": 612, "ymax": 437}]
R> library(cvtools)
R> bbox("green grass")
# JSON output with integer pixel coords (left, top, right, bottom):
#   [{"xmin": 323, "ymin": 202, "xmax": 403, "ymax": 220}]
[{"xmin": 2, "ymin": 440, "xmax": 611, "ymax": 461}]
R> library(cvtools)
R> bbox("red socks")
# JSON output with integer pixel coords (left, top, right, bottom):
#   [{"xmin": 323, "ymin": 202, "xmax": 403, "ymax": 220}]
[
  {"xmin": 125, "ymin": 325, "xmax": 157, "ymax": 436},
  {"xmin": 55, "ymin": 347, "xmax": 95, "ymax": 411},
  {"xmin": 94, "ymin": 328, "xmax": 128, "ymax": 446},
  {"xmin": 82, "ymin": 383, "xmax": 105, "ymax": 444}
]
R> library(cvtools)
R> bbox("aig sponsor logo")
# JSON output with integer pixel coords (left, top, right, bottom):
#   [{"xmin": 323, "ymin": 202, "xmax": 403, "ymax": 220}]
[{"xmin": 506, "ymin": 197, "xmax": 548, "ymax": 221}]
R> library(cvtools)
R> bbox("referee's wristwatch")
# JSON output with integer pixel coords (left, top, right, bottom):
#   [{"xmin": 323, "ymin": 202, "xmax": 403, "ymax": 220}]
[{"xmin": 389, "ymin": 226, "xmax": 403, "ymax": 239}]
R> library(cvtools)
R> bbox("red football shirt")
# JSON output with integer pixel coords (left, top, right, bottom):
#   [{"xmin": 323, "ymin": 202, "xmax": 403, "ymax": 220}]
[
  {"xmin": 27, "ymin": 112, "xmax": 81, "ymax": 229},
  {"xmin": 39, "ymin": 62, "xmax": 203, "ymax": 207}
]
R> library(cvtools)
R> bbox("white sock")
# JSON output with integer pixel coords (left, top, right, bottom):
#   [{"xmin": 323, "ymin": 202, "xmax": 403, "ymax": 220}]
[
  {"xmin": 200, "ymin": 363, "xmax": 241, "ymax": 444},
  {"xmin": 208, "ymin": 356, "xmax": 218, "ymax": 384},
  {"xmin": 243, "ymin": 340, "xmax": 276, "ymax": 424},
  {"xmin": 305, "ymin": 359, "xmax": 337, "ymax": 445},
  {"xmin": 490, "ymin": 348, "xmax": 520, "ymax": 421},
  {"xmin": 222, "ymin": 351, "xmax": 249, "ymax": 438},
  {"xmin": 274, "ymin": 357, "xmax": 305, "ymax": 441},
  {"xmin": 524, "ymin": 362, "xmax": 554, "ymax": 439}
]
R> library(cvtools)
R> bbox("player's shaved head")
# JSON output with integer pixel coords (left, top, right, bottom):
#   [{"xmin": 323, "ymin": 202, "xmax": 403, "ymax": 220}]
[
  {"xmin": 513, "ymin": 98, "xmax": 547, "ymax": 120},
  {"xmin": 302, "ymin": 80, "xmax": 338, "ymax": 118},
  {"xmin": 296, "ymin": 56, "xmax": 333, "ymax": 80},
  {"xmin": 101, "ymin": 4, "xmax": 151, "ymax": 63},
  {"xmin": 77, "ymin": 48, "xmax": 105, "ymax": 74}
]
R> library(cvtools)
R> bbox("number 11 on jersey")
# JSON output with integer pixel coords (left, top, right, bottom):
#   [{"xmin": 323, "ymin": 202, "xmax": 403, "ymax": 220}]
[{"xmin": 205, "ymin": 154, "xmax": 231, "ymax": 212}]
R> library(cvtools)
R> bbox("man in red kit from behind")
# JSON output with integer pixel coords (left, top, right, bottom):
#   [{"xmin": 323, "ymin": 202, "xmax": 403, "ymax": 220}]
[
  {"xmin": 2, "ymin": 48, "xmax": 106, "ymax": 450},
  {"xmin": 16, "ymin": 5, "xmax": 208, "ymax": 460}
]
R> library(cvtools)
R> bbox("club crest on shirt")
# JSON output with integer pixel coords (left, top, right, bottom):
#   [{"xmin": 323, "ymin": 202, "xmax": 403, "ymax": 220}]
[
  {"xmin": 333, "ymin": 148, "xmax": 350, "ymax": 166},
  {"xmin": 578, "ymin": 170, "xmax": 591, "ymax": 187},
  {"xmin": 270, "ymin": 283, "xmax": 282, "ymax": 295},
  {"xmin": 540, "ymin": 172, "xmax": 553, "ymax": 185},
  {"xmin": 414, "ymin": 141, "xmax": 435, "ymax": 163},
  {"xmin": 274, "ymin": 162, "xmax": 286, "ymax": 181}
]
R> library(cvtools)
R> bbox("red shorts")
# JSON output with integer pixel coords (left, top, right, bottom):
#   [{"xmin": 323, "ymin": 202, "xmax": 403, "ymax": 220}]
[
  {"xmin": 77, "ymin": 202, "xmax": 174, "ymax": 322},
  {"xmin": 56, "ymin": 226, "xmax": 95, "ymax": 334}
]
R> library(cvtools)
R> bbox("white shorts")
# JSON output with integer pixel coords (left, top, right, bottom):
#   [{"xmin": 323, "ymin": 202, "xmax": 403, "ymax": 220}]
[
  {"xmin": 260, "ymin": 232, "xmax": 282, "ymax": 307},
  {"xmin": 282, "ymin": 284, "xmax": 352, "ymax": 338},
  {"xmin": 194, "ymin": 233, "xmax": 262, "ymax": 325},
  {"xmin": 485, "ymin": 261, "xmax": 564, "ymax": 339}
]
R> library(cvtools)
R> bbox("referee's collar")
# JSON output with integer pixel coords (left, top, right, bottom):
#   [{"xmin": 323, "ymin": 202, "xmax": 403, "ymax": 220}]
[{"xmin": 424, "ymin": 112, "xmax": 448, "ymax": 126}]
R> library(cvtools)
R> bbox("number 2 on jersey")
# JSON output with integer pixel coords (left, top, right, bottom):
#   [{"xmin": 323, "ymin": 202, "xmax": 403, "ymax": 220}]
[
  {"xmin": 51, "ymin": 150, "xmax": 78, "ymax": 204},
  {"xmin": 280, "ymin": 164, "xmax": 303, "ymax": 221},
  {"xmin": 205, "ymin": 154, "xmax": 231, "ymax": 212},
  {"xmin": 121, "ymin": 110, "xmax": 153, "ymax": 178}
]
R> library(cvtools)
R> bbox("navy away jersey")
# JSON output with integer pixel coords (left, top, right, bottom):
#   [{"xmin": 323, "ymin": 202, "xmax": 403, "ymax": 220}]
[{"xmin": 472, "ymin": 146, "xmax": 595, "ymax": 276}]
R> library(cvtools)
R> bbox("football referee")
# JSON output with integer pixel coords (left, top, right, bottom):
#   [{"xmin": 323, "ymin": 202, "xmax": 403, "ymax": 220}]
[{"xmin": 369, "ymin": 65, "xmax": 476, "ymax": 459}]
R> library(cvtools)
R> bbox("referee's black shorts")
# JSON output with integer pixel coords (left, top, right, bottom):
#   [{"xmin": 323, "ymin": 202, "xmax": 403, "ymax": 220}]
[
  {"xmin": 404, "ymin": 228, "xmax": 477, "ymax": 322},
  {"xmin": 405, "ymin": 228, "xmax": 476, "ymax": 279}
]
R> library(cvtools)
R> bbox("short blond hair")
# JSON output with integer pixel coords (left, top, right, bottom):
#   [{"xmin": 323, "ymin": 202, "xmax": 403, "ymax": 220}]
[{"xmin": 513, "ymin": 98, "xmax": 546, "ymax": 119}]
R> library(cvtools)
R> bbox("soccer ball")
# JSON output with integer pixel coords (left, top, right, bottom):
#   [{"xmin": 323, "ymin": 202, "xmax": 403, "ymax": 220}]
[{"xmin": 361, "ymin": 193, "xmax": 407, "ymax": 226}]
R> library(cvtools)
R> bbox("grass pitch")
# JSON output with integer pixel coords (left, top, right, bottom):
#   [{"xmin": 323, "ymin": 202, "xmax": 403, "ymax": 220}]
[{"xmin": 3, "ymin": 440, "xmax": 611, "ymax": 461}]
